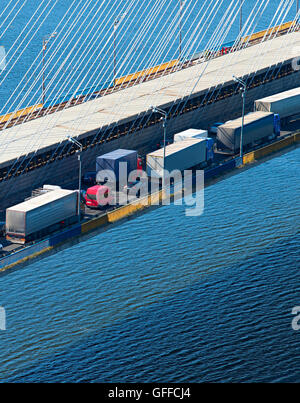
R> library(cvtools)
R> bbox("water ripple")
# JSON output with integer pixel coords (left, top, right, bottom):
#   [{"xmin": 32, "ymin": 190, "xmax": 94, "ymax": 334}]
[{"xmin": 0, "ymin": 147, "xmax": 299, "ymax": 382}]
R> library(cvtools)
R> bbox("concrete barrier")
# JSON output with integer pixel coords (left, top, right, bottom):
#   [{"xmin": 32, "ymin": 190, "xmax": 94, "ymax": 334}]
[
  {"xmin": 241, "ymin": 21, "xmax": 296, "ymax": 44},
  {"xmin": 243, "ymin": 133, "xmax": 299, "ymax": 165},
  {"xmin": 49, "ymin": 225, "xmax": 82, "ymax": 247},
  {"xmin": 115, "ymin": 60, "xmax": 179, "ymax": 86},
  {"xmin": 0, "ymin": 239, "xmax": 51, "ymax": 271},
  {"xmin": 81, "ymin": 215, "xmax": 108, "ymax": 234},
  {"xmin": 243, "ymin": 152, "xmax": 255, "ymax": 165},
  {"xmin": 0, "ymin": 103, "xmax": 43, "ymax": 124},
  {"xmin": 294, "ymin": 132, "xmax": 300, "ymax": 142},
  {"xmin": 107, "ymin": 190, "xmax": 164, "ymax": 223},
  {"xmin": 107, "ymin": 200, "xmax": 149, "ymax": 223},
  {"xmin": 254, "ymin": 136, "xmax": 295, "ymax": 159},
  {"xmin": 205, "ymin": 159, "xmax": 237, "ymax": 179}
]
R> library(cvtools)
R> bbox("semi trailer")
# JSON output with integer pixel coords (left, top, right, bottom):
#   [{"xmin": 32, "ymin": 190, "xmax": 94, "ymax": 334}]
[
  {"xmin": 173, "ymin": 129, "xmax": 214, "ymax": 161},
  {"xmin": 173, "ymin": 128, "xmax": 208, "ymax": 142},
  {"xmin": 216, "ymin": 111, "xmax": 279, "ymax": 154},
  {"xmin": 6, "ymin": 189, "xmax": 78, "ymax": 244},
  {"xmin": 146, "ymin": 138, "xmax": 210, "ymax": 178},
  {"xmin": 96, "ymin": 149, "xmax": 138, "ymax": 184},
  {"xmin": 254, "ymin": 87, "xmax": 300, "ymax": 123}
]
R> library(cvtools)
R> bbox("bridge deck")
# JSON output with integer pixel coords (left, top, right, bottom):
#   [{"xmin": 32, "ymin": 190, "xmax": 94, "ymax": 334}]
[{"xmin": 0, "ymin": 31, "xmax": 299, "ymax": 168}]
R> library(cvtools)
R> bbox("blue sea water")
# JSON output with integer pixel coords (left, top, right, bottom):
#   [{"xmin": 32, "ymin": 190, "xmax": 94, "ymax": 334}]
[
  {"xmin": 0, "ymin": 1, "xmax": 299, "ymax": 383},
  {"xmin": 0, "ymin": 146, "xmax": 299, "ymax": 382},
  {"xmin": 0, "ymin": 0, "xmax": 297, "ymax": 112}
]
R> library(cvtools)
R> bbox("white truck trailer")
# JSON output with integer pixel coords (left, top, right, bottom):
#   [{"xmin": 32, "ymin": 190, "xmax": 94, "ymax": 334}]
[
  {"xmin": 173, "ymin": 128, "xmax": 208, "ymax": 142},
  {"xmin": 146, "ymin": 138, "xmax": 208, "ymax": 178},
  {"xmin": 254, "ymin": 87, "xmax": 300, "ymax": 120},
  {"xmin": 6, "ymin": 189, "xmax": 78, "ymax": 244}
]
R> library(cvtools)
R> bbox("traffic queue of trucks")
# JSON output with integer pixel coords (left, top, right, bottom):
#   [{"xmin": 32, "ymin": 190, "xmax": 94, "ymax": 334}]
[
  {"xmin": 3, "ymin": 85, "xmax": 300, "ymax": 245},
  {"xmin": 215, "ymin": 86, "xmax": 300, "ymax": 154}
]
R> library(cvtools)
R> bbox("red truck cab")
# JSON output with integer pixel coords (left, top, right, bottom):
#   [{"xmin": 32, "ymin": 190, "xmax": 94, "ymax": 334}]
[{"xmin": 85, "ymin": 185, "xmax": 112, "ymax": 208}]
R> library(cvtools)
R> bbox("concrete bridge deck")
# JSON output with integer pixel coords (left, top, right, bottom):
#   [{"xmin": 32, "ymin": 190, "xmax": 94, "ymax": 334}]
[{"xmin": 1, "ymin": 31, "xmax": 300, "ymax": 169}]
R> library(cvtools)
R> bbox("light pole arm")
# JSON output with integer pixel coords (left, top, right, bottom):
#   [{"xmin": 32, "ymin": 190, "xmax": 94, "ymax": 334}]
[
  {"xmin": 233, "ymin": 75, "xmax": 246, "ymax": 88},
  {"xmin": 68, "ymin": 136, "xmax": 82, "ymax": 150},
  {"xmin": 74, "ymin": 141, "xmax": 83, "ymax": 151},
  {"xmin": 152, "ymin": 106, "xmax": 168, "ymax": 119}
]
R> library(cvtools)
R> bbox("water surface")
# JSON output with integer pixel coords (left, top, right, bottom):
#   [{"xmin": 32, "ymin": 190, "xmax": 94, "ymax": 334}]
[{"xmin": 0, "ymin": 146, "xmax": 299, "ymax": 382}]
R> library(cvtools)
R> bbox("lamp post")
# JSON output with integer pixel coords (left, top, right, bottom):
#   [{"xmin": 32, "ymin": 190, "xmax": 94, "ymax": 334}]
[
  {"xmin": 297, "ymin": 0, "xmax": 299, "ymax": 14},
  {"xmin": 233, "ymin": 75, "xmax": 247, "ymax": 163},
  {"xmin": 113, "ymin": 13, "xmax": 126, "ymax": 82},
  {"xmin": 42, "ymin": 32, "xmax": 57, "ymax": 105},
  {"xmin": 152, "ymin": 106, "xmax": 168, "ymax": 188},
  {"xmin": 179, "ymin": 1, "xmax": 185, "ymax": 60},
  {"xmin": 68, "ymin": 136, "xmax": 83, "ymax": 223}
]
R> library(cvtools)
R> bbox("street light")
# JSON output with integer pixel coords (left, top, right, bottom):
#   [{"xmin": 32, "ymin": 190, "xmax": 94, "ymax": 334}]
[
  {"xmin": 113, "ymin": 13, "xmax": 126, "ymax": 82},
  {"xmin": 233, "ymin": 75, "xmax": 247, "ymax": 163},
  {"xmin": 42, "ymin": 32, "xmax": 57, "ymax": 105},
  {"xmin": 67, "ymin": 136, "xmax": 83, "ymax": 223},
  {"xmin": 179, "ymin": 1, "xmax": 185, "ymax": 60},
  {"xmin": 152, "ymin": 106, "xmax": 168, "ymax": 188}
]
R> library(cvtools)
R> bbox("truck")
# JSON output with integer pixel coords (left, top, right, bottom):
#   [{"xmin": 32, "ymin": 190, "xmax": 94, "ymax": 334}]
[
  {"xmin": 254, "ymin": 87, "xmax": 300, "ymax": 125},
  {"xmin": 173, "ymin": 128, "xmax": 208, "ymax": 142},
  {"xmin": 85, "ymin": 185, "xmax": 113, "ymax": 209},
  {"xmin": 96, "ymin": 149, "xmax": 138, "ymax": 185},
  {"xmin": 146, "ymin": 138, "xmax": 209, "ymax": 178},
  {"xmin": 216, "ymin": 111, "xmax": 276, "ymax": 154},
  {"xmin": 6, "ymin": 189, "xmax": 78, "ymax": 244}
]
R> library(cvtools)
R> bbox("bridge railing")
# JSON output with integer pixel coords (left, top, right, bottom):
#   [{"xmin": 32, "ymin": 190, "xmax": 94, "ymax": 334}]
[{"xmin": 0, "ymin": 20, "xmax": 298, "ymax": 131}]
